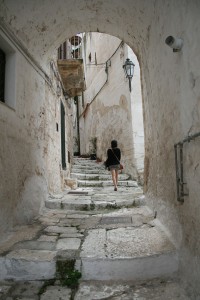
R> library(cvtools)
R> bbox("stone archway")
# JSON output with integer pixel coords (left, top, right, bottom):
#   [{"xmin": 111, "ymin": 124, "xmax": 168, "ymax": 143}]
[{"xmin": 0, "ymin": 0, "xmax": 146, "ymax": 64}]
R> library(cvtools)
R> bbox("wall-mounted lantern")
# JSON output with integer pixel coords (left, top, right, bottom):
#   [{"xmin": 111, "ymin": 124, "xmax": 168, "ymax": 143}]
[{"xmin": 123, "ymin": 58, "xmax": 135, "ymax": 92}]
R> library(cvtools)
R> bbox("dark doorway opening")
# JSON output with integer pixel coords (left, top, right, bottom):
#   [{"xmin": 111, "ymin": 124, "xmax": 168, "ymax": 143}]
[{"xmin": 61, "ymin": 101, "xmax": 66, "ymax": 169}]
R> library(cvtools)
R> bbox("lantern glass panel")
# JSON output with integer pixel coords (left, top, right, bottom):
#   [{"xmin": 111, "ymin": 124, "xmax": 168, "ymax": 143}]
[
  {"xmin": 126, "ymin": 64, "xmax": 132, "ymax": 77},
  {"xmin": 123, "ymin": 59, "xmax": 135, "ymax": 78}
]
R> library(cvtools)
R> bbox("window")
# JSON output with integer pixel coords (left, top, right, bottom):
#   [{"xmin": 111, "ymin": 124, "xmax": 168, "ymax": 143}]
[
  {"xmin": 0, "ymin": 48, "xmax": 5, "ymax": 103},
  {"xmin": 58, "ymin": 41, "xmax": 67, "ymax": 59},
  {"xmin": 0, "ymin": 33, "xmax": 17, "ymax": 108}
]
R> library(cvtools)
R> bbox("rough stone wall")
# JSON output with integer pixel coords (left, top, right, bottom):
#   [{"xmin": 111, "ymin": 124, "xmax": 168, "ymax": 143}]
[{"xmin": 79, "ymin": 33, "xmax": 137, "ymax": 178}]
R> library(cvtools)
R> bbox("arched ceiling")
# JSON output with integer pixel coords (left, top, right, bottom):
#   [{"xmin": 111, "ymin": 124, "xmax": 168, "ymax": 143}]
[{"xmin": 0, "ymin": 0, "xmax": 156, "ymax": 65}]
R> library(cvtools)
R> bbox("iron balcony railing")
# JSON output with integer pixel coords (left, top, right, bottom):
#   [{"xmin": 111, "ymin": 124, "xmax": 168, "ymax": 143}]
[{"xmin": 58, "ymin": 35, "xmax": 83, "ymax": 60}]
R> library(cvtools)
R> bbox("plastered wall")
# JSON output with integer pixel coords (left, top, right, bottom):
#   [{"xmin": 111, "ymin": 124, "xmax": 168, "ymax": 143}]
[
  {"xmin": 0, "ymin": 33, "xmax": 73, "ymax": 237},
  {"xmin": 139, "ymin": 2, "xmax": 200, "ymax": 297},
  {"xmin": 128, "ymin": 48, "xmax": 144, "ymax": 183}
]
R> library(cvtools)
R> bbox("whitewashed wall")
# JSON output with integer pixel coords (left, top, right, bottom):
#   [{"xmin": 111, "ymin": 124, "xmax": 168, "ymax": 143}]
[
  {"xmin": 128, "ymin": 48, "xmax": 144, "ymax": 183},
  {"xmin": 0, "ymin": 30, "xmax": 73, "ymax": 237}
]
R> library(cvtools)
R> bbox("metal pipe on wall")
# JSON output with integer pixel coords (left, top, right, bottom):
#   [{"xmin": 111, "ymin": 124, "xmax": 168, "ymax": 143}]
[{"xmin": 174, "ymin": 132, "xmax": 200, "ymax": 202}]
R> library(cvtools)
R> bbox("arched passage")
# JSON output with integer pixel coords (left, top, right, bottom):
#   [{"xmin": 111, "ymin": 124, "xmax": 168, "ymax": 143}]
[
  {"xmin": 69, "ymin": 32, "xmax": 145, "ymax": 180},
  {"xmin": 0, "ymin": 1, "xmax": 200, "ymax": 296}
]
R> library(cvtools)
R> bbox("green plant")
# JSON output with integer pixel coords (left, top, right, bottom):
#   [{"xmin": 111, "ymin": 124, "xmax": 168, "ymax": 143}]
[
  {"xmin": 56, "ymin": 260, "xmax": 82, "ymax": 288},
  {"xmin": 61, "ymin": 269, "xmax": 82, "ymax": 288}
]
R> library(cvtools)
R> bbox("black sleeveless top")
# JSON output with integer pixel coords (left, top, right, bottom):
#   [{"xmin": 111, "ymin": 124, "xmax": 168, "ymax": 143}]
[{"xmin": 107, "ymin": 147, "xmax": 121, "ymax": 166}]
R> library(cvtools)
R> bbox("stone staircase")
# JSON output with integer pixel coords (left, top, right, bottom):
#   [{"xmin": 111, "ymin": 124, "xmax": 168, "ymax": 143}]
[
  {"xmin": 45, "ymin": 158, "xmax": 143, "ymax": 211},
  {"xmin": 0, "ymin": 157, "xmax": 189, "ymax": 299},
  {"xmin": 71, "ymin": 157, "xmax": 138, "ymax": 187}
]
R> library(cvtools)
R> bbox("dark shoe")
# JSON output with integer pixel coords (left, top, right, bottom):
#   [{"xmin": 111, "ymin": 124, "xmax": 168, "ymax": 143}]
[{"xmin": 114, "ymin": 187, "xmax": 117, "ymax": 191}]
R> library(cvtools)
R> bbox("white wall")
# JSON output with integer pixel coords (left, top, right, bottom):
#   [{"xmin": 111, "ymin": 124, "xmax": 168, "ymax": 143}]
[
  {"xmin": 0, "ymin": 30, "xmax": 73, "ymax": 237},
  {"xmin": 128, "ymin": 47, "xmax": 144, "ymax": 183}
]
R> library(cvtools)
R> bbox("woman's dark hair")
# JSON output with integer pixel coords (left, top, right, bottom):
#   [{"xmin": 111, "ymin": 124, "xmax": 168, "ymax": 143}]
[{"xmin": 111, "ymin": 140, "xmax": 118, "ymax": 148}]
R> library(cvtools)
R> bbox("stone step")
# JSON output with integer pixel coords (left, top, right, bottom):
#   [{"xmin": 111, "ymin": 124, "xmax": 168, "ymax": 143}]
[
  {"xmin": 80, "ymin": 226, "xmax": 179, "ymax": 281},
  {"xmin": 0, "ymin": 204, "xmax": 179, "ymax": 288},
  {"xmin": 73, "ymin": 164, "xmax": 100, "ymax": 168},
  {"xmin": 71, "ymin": 173, "xmax": 130, "ymax": 181},
  {"xmin": 0, "ymin": 222, "xmax": 83, "ymax": 281},
  {"xmin": 45, "ymin": 191, "xmax": 144, "ymax": 211},
  {"xmin": 72, "ymin": 168, "xmax": 109, "ymax": 174},
  {"xmin": 0, "ymin": 249, "xmax": 57, "ymax": 280},
  {"xmin": 72, "ymin": 164, "xmax": 105, "ymax": 169},
  {"xmin": 78, "ymin": 180, "xmax": 138, "ymax": 187},
  {"xmin": 73, "ymin": 161, "xmax": 100, "ymax": 166},
  {"xmin": 75, "ymin": 279, "xmax": 189, "ymax": 299}
]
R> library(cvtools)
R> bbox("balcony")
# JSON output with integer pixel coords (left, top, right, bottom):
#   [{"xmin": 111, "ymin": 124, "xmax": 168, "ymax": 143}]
[{"xmin": 57, "ymin": 35, "xmax": 85, "ymax": 98}]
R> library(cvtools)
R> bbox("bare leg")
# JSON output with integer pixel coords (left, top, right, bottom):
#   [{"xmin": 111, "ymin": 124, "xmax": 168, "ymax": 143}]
[
  {"xmin": 111, "ymin": 169, "xmax": 117, "ymax": 189},
  {"xmin": 115, "ymin": 170, "xmax": 119, "ymax": 187}
]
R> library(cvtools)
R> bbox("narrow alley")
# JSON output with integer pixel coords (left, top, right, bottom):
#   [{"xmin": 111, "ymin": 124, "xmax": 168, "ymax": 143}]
[
  {"xmin": 0, "ymin": 158, "xmax": 188, "ymax": 299},
  {"xmin": 0, "ymin": 1, "xmax": 200, "ymax": 299}
]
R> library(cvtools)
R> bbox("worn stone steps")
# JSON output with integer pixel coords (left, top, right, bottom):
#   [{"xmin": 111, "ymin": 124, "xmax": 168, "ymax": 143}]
[
  {"xmin": 0, "ymin": 206, "xmax": 180, "ymax": 297},
  {"xmin": 45, "ymin": 156, "xmax": 142, "ymax": 212},
  {"xmin": 77, "ymin": 179, "xmax": 138, "ymax": 187},
  {"xmin": 0, "ymin": 217, "xmax": 84, "ymax": 281},
  {"xmin": 71, "ymin": 173, "xmax": 130, "ymax": 181},
  {"xmin": 73, "ymin": 161, "xmax": 101, "ymax": 167},
  {"xmin": 80, "ymin": 222, "xmax": 179, "ymax": 281},
  {"xmin": 71, "ymin": 158, "xmax": 136, "ymax": 188},
  {"xmin": 72, "ymin": 163, "xmax": 105, "ymax": 169},
  {"xmin": 68, "ymin": 159, "xmax": 179, "ymax": 283},
  {"xmin": 72, "ymin": 167, "xmax": 109, "ymax": 174},
  {"xmin": 0, "ymin": 157, "xmax": 181, "ymax": 298},
  {"xmin": 45, "ymin": 187, "xmax": 144, "ymax": 211},
  {"xmin": 0, "ymin": 205, "xmax": 177, "ymax": 283},
  {"xmin": 0, "ymin": 249, "xmax": 56, "ymax": 281}
]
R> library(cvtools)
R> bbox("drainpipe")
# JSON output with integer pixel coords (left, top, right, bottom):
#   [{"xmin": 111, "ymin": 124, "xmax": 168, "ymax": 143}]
[{"xmin": 174, "ymin": 131, "xmax": 200, "ymax": 202}]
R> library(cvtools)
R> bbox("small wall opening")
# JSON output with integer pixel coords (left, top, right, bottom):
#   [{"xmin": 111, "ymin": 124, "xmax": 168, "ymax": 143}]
[{"xmin": 0, "ymin": 32, "xmax": 17, "ymax": 109}]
